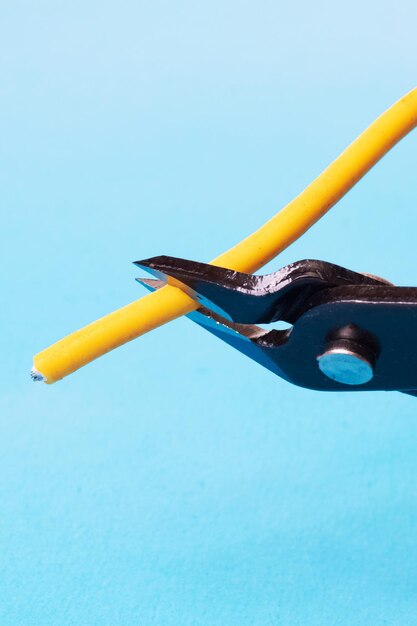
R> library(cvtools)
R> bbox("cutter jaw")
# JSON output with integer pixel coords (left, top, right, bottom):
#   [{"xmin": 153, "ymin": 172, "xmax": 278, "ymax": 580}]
[
  {"xmin": 135, "ymin": 256, "xmax": 385, "ymax": 324},
  {"xmin": 137, "ymin": 277, "xmax": 291, "ymax": 381}
]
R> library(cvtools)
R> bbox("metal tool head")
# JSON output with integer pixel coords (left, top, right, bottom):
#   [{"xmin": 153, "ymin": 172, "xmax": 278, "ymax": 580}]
[{"xmin": 135, "ymin": 256, "xmax": 417, "ymax": 395}]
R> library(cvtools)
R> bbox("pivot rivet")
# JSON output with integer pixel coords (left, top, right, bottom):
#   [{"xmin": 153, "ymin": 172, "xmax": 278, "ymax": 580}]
[{"xmin": 317, "ymin": 341, "xmax": 374, "ymax": 386}]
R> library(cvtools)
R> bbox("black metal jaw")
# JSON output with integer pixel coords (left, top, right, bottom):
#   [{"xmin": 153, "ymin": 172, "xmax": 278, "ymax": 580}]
[{"xmin": 134, "ymin": 256, "xmax": 417, "ymax": 395}]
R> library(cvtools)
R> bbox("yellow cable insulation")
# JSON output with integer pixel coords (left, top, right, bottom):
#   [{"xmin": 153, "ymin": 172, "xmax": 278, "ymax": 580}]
[{"xmin": 33, "ymin": 87, "xmax": 417, "ymax": 383}]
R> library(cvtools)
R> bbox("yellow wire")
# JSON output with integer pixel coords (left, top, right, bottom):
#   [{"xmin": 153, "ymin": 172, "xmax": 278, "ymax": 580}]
[{"xmin": 33, "ymin": 87, "xmax": 417, "ymax": 383}]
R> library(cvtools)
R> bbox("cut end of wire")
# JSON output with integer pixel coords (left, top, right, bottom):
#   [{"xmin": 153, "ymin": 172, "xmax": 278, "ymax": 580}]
[{"xmin": 31, "ymin": 366, "xmax": 46, "ymax": 383}]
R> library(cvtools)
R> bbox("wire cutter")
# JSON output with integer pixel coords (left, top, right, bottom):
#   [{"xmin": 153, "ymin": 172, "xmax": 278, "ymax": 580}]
[{"xmin": 135, "ymin": 256, "xmax": 417, "ymax": 396}]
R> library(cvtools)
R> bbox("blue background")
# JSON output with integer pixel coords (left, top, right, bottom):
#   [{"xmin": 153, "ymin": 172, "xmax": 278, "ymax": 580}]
[{"xmin": 2, "ymin": 1, "xmax": 417, "ymax": 623}]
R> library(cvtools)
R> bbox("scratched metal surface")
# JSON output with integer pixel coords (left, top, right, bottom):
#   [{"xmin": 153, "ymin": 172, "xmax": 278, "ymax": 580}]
[{"xmin": 1, "ymin": 1, "xmax": 417, "ymax": 624}]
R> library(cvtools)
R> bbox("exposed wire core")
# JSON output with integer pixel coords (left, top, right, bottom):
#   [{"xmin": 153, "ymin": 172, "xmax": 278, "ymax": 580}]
[{"xmin": 30, "ymin": 368, "xmax": 46, "ymax": 382}]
